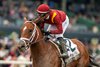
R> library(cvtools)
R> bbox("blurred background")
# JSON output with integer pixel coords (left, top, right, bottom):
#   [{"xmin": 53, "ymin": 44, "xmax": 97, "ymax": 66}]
[{"xmin": 0, "ymin": 0, "xmax": 100, "ymax": 67}]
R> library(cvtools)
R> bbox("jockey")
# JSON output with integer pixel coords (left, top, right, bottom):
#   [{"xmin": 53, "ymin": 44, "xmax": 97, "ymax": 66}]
[{"xmin": 35, "ymin": 4, "xmax": 69, "ymax": 57}]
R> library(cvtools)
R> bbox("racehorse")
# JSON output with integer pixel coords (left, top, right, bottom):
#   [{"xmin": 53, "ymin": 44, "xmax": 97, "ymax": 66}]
[{"xmin": 18, "ymin": 18, "xmax": 99, "ymax": 67}]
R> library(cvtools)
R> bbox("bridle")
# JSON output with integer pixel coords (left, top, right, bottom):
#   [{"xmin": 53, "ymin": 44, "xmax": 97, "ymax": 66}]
[{"xmin": 19, "ymin": 21, "xmax": 39, "ymax": 49}]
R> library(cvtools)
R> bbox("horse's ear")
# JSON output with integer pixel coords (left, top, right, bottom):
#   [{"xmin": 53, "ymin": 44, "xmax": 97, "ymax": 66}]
[{"xmin": 24, "ymin": 17, "xmax": 28, "ymax": 22}]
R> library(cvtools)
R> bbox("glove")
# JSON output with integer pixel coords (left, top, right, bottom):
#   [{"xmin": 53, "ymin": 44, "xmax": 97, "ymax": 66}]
[{"xmin": 44, "ymin": 31, "xmax": 50, "ymax": 35}]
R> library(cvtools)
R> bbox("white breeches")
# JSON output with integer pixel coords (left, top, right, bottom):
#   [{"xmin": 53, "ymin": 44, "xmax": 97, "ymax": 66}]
[{"xmin": 47, "ymin": 16, "xmax": 69, "ymax": 39}]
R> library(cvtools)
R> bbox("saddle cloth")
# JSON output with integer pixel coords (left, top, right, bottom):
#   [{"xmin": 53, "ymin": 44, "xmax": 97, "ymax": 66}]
[
  {"xmin": 56, "ymin": 38, "xmax": 80, "ymax": 64},
  {"xmin": 65, "ymin": 38, "xmax": 80, "ymax": 57}
]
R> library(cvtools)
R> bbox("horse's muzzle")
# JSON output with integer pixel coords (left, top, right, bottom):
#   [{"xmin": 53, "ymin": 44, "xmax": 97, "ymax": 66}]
[{"xmin": 18, "ymin": 40, "xmax": 29, "ymax": 52}]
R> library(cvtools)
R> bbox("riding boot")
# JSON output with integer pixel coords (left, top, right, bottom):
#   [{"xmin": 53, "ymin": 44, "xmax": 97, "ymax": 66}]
[{"xmin": 57, "ymin": 37, "xmax": 68, "ymax": 58}]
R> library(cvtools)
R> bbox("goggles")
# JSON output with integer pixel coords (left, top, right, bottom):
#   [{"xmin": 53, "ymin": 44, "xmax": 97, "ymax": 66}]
[{"xmin": 37, "ymin": 13, "xmax": 48, "ymax": 17}]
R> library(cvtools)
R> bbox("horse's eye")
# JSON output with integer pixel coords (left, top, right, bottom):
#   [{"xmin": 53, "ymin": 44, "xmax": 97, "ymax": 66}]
[{"xmin": 29, "ymin": 30, "xmax": 33, "ymax": 33}]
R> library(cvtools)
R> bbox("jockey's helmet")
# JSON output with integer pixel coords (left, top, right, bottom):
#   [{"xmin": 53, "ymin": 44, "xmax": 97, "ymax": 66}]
[{"xmin": 37, "ymin": 4, "xmax": 50, "ymax": 14}]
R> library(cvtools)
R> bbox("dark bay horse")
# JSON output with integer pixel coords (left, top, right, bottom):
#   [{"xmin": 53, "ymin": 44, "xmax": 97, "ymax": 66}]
[{"xmin": 18, "ymin": 18, "xmax": 98, "ymax": 67}]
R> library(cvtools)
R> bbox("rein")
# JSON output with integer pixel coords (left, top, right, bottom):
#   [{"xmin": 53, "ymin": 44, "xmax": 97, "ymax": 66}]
[{"xmin": 30, "ymin": 36, "xmax": 45, "ymax": 44}]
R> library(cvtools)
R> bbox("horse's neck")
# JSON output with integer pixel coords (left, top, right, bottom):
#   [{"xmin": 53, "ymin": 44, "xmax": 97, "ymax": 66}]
[
  {"xmin": 30, "ymin": 40, "xmax": 61, "ymax": 67},
  {"xmin": 30, "ymin": 26, "xmax": 61, "ymax": 67}
]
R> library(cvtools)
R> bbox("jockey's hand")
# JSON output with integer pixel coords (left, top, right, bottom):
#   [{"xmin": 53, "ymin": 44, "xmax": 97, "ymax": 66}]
[{"xmin": 44, "ymin": 31, "xmax": 50, "ymax": 35}]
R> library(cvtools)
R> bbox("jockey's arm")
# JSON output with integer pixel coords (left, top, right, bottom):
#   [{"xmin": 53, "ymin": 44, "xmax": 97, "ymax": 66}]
[
  {"xmin": 50, "ymin": 24, "xmax": 63, "ymax": 34},
  {"xmin": 50, "ymin": 20, "xmax": 63, "ymax": 34}
]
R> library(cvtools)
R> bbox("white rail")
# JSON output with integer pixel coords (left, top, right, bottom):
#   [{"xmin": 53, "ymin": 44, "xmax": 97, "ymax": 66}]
[{"xmin": 0, "ymin": 60, "xmax": 32, "ymax": 64}]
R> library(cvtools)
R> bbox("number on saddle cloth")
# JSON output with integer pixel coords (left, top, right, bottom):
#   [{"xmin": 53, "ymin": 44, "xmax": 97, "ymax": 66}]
[{"xmin": 67, "ymin": 39, "xmax": 76, "ymax": 52}]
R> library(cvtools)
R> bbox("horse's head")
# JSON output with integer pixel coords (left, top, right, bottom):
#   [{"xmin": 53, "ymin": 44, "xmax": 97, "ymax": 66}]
[{"xmin": 18, "ymin": 18, "xmax": 40, "ymax": 52}]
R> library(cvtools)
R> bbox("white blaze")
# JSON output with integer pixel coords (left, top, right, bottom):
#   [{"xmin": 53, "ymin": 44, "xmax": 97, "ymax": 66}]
[{"xmin": 23, "ymin": 26, "xmax": 27, "ymax": 32}]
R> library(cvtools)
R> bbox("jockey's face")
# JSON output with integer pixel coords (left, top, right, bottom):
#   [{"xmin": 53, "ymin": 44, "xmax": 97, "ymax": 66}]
[{"xmin": 38, "ymin": 12, "xmax": 49, "ymax": 21}]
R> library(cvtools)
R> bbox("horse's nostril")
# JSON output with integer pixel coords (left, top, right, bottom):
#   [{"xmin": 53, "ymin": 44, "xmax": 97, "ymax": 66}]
[
  {"xmin": 18, "ymin": 46, "xmax": 24, "ymax": 52},
  {"xmin": 21, "ymin": 45, "xmax": 25, "ymax": 47}
]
